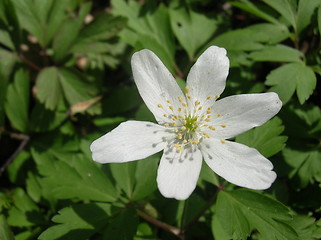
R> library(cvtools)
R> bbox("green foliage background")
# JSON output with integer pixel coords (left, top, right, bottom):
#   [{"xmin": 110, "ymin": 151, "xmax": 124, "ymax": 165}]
[{"xmin": 0, "ymin": 0, "xmax": 321, "ymax": 239}]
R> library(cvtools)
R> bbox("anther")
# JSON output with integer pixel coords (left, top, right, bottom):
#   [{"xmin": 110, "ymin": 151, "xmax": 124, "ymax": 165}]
[
  {"xmin": 167, "ymin": 100, "xmax": 171, "ymax": 104},
  {"xmin": 169, "ymin": 106, "xmax": 173, "ymax": 110},
  {"xmin": 177, "ymin": 134, "xmax": 182, "ymax": 139},
  {"xmin": 215, "ymin": 94, "xmax": 220, "ymax": 99},
  {"xmin": 220, "ymin": 140, "xmax": 226, "ymax": 144},
  {"xmin": 185, "ymin": 87, "xmax": 189, "ymax": 94},
  {"xmin": 220, "ymin": 125, "xmax": 226, "ymax": 128},
  {"xmin": 163, "ymin": 114, "xmax": 167, "ymax": 117},
  {"xmin": 191, "ymin": 140, "xmax": 199, "ymax": 145},
  {"xmin": 198, "ymin": 106, "xmax": 202, "ymax": 111},
  {"xmin": 157, "ymin": 104, "xmax": 163, "ymax": 108},
  {"xmin": 178, "ymin": 108, "xmax": 182, "ymax": 112},
  {"xmin": 195, "ymin": 100, "xmax": 200, "ymax": 106},
  {"xmin": 217, "ymin": 114, "xmax": 221, "ymax": 117},
  {"xmin": 209, "ymin": 126, "xmax": 216, "ymax": 130},
  {"xmin": 206, "ymin": 96, "xmax": 211, "ymax": 100}
]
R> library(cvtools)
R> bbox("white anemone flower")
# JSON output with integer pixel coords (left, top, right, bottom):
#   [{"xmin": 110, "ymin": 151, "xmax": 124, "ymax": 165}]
[{"xmin": 90, "ymin": 46, "xmax": 282, "ymax": 200}]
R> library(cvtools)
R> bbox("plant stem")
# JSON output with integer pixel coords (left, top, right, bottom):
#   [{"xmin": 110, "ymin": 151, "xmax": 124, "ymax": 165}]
[
  {"xmin": 136, "ymin": 208, "xmax": 181, "ymax": 237},
  {"xmin": 0, "ymin": 134, "xmax": 30, "ymax": 177},
  {"xmin": 19, "ymin": 54, "xmax": 42, "ymax": 71}
]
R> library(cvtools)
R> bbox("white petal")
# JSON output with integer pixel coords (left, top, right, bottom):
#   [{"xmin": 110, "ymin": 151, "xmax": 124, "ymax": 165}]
[
  {"xmin": 131, "ymin": 49, "xmax": 186, "ymax": 123},
  {"xmin": 200, "ymin": 139, "xmax": 276, "ymax": 190},
  {"xmin": 207, "ymin": 92, "xmax": 282, "ymax": 139},
  {"xmin": 90, "ymin": 121, "xmax": 172, "ymax": 163},
  {"xmin": 186, "ymin": 46, "xmax": 229, "ymax": 111},
  {"xmin": 157, "ymin": 146, "xmax": 202, "ymax": 200}
]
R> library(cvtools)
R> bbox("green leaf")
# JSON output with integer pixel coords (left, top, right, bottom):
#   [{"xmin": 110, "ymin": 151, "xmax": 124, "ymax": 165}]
[
  {"xmin": 31, "ymin": 134, "xmax": 118, "ymax": 202},
  {"xmin": 0, "ymin": 215, "xmax": 14, "ymax": 240},
  {"xmin": 230, "ymin": 0, "xmax": 280, "ymax": 25},
  {"xmin": 169, "ymin": 4, "xmax": 218, "ymax": 59},
  {"xmin": 261, "ymin": 0, "xmax": 296, "ymax": 28},
  {"xmin": 110, "ymin": 155, "xmax": 159, "ymax": 201},
  {"xmin": 216, "ymin": 191, "xmax": 251, "ymax": 240},
  {"xmin": 313, "ymin": 219, "xmax": 321, "ymax": 238},
  {"xmin": 112, "ymin": 0, "xmax": 175, "ymax": 72},
  {"xmin": 7, "ymin": 151, "xmax": 31, "ymax": 184},
  {"xmin": 36, "ymin": 67, "xmax": 96, "ymax": 110},
  {"xmin": 0, "ymin": 48, "xmax": 17, "ymax": 78},
  {"xmin": 0, "ymin": 0, "xmax": 21, "ymax": 50},
  {"xmin": 211, "ymin": 23, "xmax": 289, "ymax": 51},
  {"xmin": 12, "ymin": 0, "xmax": 45, "ymax": 46},
  {"xmin": 76, "ymin": 14, "xmax": 126, "ymax": 43},
  {"xmin": 44, "ymin": 1, "xmax": 71, "ymax": 46},
  {"xmin": 134, "ymin": 223, "xmax": 155, "ymax": 240},
  {"xmin": 236, "ymin": 117, "xmax": 287, "ymax": 158},
  {"xmin": 283, "ymin": 147, "xmax": 321, "ymax": 188},
  {"xmin": 216, "ymin": 189, "xmax": 298, "ymax": 240},
  {"xmin": 132, "ymin": 156, "xmax": 159, "ymax": 201},
  {"xmin": 288, "ymin": 215, "xmax": 321, "ymax": 240},
  {"xmin": 52, "ymin": 2, "xmax": 92, "ymax": 61},
  {"xmin": 5, "ymin": 69, "xmax": 29, "ymax": 132},
  {"xmin": 29, "ymin": 102, "xmax": 67, "ymax": 132},
  {"xmin": 58, "ymin": 68, "xmax": 96, "ymax": 106},
  {"xmin": 297, "ymin": 0, "xmax": 321, "ymax": 34},
  {"xmin": 39, "ymin": 203, "xmax": 113, "ymax": 240},
  {"xmin": 32, "ymin": 149, "xmax": 118, "ymax": 202},
  {"xmin": 103, "ymin": 208, "xmax": 139, "ymax": 240},
  {"xmin": 211, "ymin": 215, "xmax": 231, "ymax": 240},
  {"xmin": 7, "ymin": 188, "xmax": 45, "ymax": 227},
  {"xmin": 249, "ymin": 44, "xmax": 304, "ymax": 62},
  {"xmin": 35, "ymin": 67, "xmax": 62, "ymax": 110},
  {"xmin": 265, "ymin": 62, "xmax": 316, "ymax": 104}
]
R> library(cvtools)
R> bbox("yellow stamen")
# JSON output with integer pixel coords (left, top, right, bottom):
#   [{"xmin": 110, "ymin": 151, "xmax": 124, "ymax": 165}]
[
  {"xmin": 221, "ymin": 125, "xmax": 226, "ymax": 128},
  {"xmin": 217, "ymin": 114, "xmax": 221, "ymax": 117},
  {"xmin": 157, "ymin": 104, "xmax": 163, "ymax": 108},
  {"xmin": 169, "ymin": 106, "xmax": 173, "ymax": 110},
  {"xmin": 206, "ymin": 96, "xmax": 211, "ymax": 100},
  {"xmin": 191, "ymin": 140, "xmax": 199, "ymax": 145},
  {"xmin": 185, "ymin": 87, "xmax": 189, "ymax": 94},
  {"xmin": 220, "ymin": 140, "xmax": 226, "ymax": 144}
]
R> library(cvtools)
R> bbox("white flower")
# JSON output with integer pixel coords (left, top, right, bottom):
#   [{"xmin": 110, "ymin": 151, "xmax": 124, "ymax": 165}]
[{"xmin": 90, "ymin": 46, "xmax": 282, "ymax": 200}]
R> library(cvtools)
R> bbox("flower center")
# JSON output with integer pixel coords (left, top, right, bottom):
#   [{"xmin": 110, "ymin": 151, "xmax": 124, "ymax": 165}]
[
  {"xmin": 184, "ymin": 115, "xmax": 199, "ymax": 133},
  {"xmin": 156, "ymin": 87, "xmax": 227, "ymax": 152}
]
